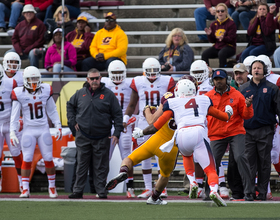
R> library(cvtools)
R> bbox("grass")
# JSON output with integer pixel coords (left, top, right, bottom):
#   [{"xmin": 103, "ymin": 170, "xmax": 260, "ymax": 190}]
[{"xmin": 1, "ymin": 190, "xmax": 280, "ymax": 220}]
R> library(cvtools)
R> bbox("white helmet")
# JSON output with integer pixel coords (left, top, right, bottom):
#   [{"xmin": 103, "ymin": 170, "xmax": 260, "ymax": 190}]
[
  {"xmin": 108, "ymin": 60, "xmax": 126, "ymax": 84},
  {"xmin": 190, "ymin": 60, "xmax": 209, "ymax": 84},
  {"xmin": 243, "ymin": 55, "xmax": 256, "ymax": 72},
  {"xmin": 23, "ymin": 66, "xmax": 41, "ymax": 91},
  {"xmin": 255, "ymin": 55, "xmax": 272, "ymax": 76},
  {"xmin": 142, "ymin": 57, "xmax": 161, "ymax": 80},
  {"xmin": 3, "ymin": 52, "xmax": 21, "ymax": 74},
  {"xmin": 174, "ymin": 79, "xmax": 196, "ymax": 98}
]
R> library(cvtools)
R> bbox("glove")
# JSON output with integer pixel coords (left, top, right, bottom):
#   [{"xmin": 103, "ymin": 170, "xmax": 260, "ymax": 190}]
[
  {"xmin": 225, "ymin": 105, "xmax": 233, "ymax": 117},
  {"xmin": 10, "ymin": 130, "xmax": 19, "ymax": 148},
  {"xmin": 132, "ymin": 127, "xmax": 144, "ymax": 139},
  {"xmin": 55, "ymin": 127, "xmax": 62, "ymax": 141}
]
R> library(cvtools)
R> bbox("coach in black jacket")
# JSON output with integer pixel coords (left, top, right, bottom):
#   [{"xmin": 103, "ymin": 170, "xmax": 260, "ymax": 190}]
[
  {"xmin": 240, "ymin": 59, "xmax": 280, "ymax": 201},
  {"xmin": 67, "ymin": 68, "xmax": 123, "ymax": 199}
]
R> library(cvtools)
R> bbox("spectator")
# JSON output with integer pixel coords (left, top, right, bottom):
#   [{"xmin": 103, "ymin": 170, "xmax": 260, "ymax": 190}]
[
  {"xmin": 67, "ymin": 68, "xmax": 123, "ymax": 199},
  {"xmin": 82, "ymin": 12, "xmax": 128, "ymax": 72},
  {"xmin": 240, "ymin": 59, "xmax": 280, "ymax": 200},
  {"xmin": 25, "ymin": 0, "xmax": 53, "ymax": 21},
  {"xmin": 194, "ymin": 0, "xmax": 234, "ymax": 43},
  {"xmin": 240, "ymin": 3, "xmax": 276, "ymax": 62},
  {"xmin": 44, "ymin": 28, "xmax": 77, "ymax": 77},
  {"xmin": 44, "ymin": 0, "xmax": 80, "ymax": 22},
  {"xmin": 204, "ymin": 69, "xmax": 255, "ymax": 201},
  {"xmin": 202, "ymin": 3, "xmax": 237, "ymax": 68},
  {"xmin": 231, "ymin": 0, "xmax": 266, "ymax": 30},
  {"xmin": 230, "ymin": 62, "xmax": 251, "ymax": 89},
  {"xmin": 6, "ymin": 4, "xmax": 46, "ymax": 68},
  {"xmin": 158, "ymin": 28, "xmax": 194, "ymax": 72},
  {"xmin": 0, "ymin": 0, "xmax": 24, "ymax": 32},
  {"xmin": 66, "ymin": 15, "xmax": 94, "ymax": 72},
  {"xmin": 10, "ymin": 66, "xmax": 62, "ymax": 198}
]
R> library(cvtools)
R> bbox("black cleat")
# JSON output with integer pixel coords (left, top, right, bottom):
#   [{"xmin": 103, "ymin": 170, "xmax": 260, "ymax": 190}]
[
  {"xmin": 68, "ymin": 192, "xmax": 83, "ymax": 199},
  {"xmin": 105, "ymin": 172, "xmax": 128, "ymax": 190}
]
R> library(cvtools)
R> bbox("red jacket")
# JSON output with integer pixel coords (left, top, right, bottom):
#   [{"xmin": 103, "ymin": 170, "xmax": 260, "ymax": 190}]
[
  {"xmin": 25, "ymin": 0, "xmax": 53, "ymax": 11},
  {"xmin": 205, "ymin": 86, "xmax": 254, "ymax": 141}
]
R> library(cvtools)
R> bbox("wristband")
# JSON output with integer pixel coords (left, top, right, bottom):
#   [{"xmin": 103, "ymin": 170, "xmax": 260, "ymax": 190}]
[{"xmin": 123, "ymin": 115, "xmax": 130, "ymax": 123}]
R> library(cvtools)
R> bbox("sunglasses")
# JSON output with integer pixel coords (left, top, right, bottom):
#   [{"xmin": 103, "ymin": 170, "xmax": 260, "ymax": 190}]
[
  {"xmin": 216, "ymin": 10, "xmax": 225, "ymax": 13},
  {"xmin": 59, "ymin": 11, "xmax": 67, "ymax": 14},
  {"xmin": 105, "ymin": 18, "xmax": 116, "ymax": 22},
  {"xmin": 89, "ymin": 76, "xmax": 100, "ymax": 81}
]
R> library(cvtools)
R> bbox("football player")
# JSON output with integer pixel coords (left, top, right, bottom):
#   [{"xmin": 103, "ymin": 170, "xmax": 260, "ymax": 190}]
[
  {"xmin": 2, "ymin": 52, "xmax": 23, "ymax": 86},
  {"xmin": 101, "ymin": 60, "xmax": 136, "ymax": 198},
  {"xmin": 10, "ymin": 66, "xmax": 62, "ymax": 198}
]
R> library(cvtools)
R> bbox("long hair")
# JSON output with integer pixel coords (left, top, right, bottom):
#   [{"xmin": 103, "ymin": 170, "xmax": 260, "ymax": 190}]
[
  {"xmin": 215, "ymin": 3, "xmax": 232, "ymax": 20},
  {"xmin": 53, "ymin": 6, "xmax": 70, "ymax": 22},
  {"xmin": 250, "ymin": 3, "xmax": 269, "ymax": 25},
  {"xmin": 165, "ymin": 28, "xmax": 188, "ymax": 49}
]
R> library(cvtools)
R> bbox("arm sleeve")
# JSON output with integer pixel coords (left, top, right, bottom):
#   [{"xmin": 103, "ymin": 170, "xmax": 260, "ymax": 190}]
[
  {"xmin": 46, "ymin": 97, "xmax": 61, "ymax": 128},
  {"xmin": 153, "ymin": 110, "xmax": 173, "ymax": 130},
  {"xmin": 207, "ymin": 106, "xmax": 229, "ymax": 121},
  {"xmin": 10, "ymin": 100, "xmax": 21, "ymax": 132}
]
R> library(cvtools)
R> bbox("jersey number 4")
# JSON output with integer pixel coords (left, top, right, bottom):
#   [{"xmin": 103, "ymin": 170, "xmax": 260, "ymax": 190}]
[
  {"xmin": 28, "ymin": 101, "xmax": 43, "ymax": 119},
  {"xmin": 185, "ymin": 98, "xmax": 199, "ymax": 117}
]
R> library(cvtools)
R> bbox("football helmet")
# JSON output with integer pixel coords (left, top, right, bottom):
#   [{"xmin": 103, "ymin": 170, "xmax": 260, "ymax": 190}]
[
  {"xmin": 142, "ymin": 57, "xmax": 161, "ymax": 80},
  {"xmin": 243, "ymin": 55, "xmax": 256, "ymax": 72},
  {"xmin": 190, "ymin": 60, "xmax": 209, "ymax": 84},
  {"xmin": 179, "ymin": 75, "xmax": 198, "ymax": 92},
  {"xmin": 255, "ymin": 55, "xmax": 271, "ymax": 77},
  {"xmin": 108, "ymin": 60, "xmax": 126, "ymax": 84},
  {"xmin": 23, "ymin": 66, "xmax": 41, "ymax": 91},
  {"xmin": 3, "ymin": 52, "xmax": 21, "ymax": 74},
  {"xmin": 174, "ymin": 79, "xmax": 196, "ymax": 98}
]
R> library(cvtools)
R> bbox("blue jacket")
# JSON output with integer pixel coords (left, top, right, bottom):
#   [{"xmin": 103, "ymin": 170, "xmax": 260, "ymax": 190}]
[{"xmin": 240, "ymin": 77, "xmax": 280, "ymax": 129}]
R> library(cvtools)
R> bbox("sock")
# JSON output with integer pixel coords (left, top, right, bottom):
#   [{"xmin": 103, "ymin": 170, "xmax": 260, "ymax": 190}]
[
  {"xmin": 48, "ymin": 174, "xmax": 56, "ymax": 188},
  {"xmin": 152, "ymin": 190, "xmax": 161, "ymax": 201},
  {"xmin": 22, "ymin": 176, "xmax": 29, "ymax": 191},
  {"xmin": 267, "ymin": 181, "xmax": 271, "ymax": 194},
  {"xmin": 187, "ymin": 172, "xmax": 196, "ymax": 184},
  {"xmin": 209, "ymin": 184, "xmax": 218, "ymax": 193},
  {"xmin": 120, "ymin": 165, "xmax": 129, "ymax": 174},
  {"xmin": 126, "ymin": 177, "xmax": 134, "ymax": 189},
  {"xmin": 143, "ymin": 173, "xmax": 152, "ymax": 191},
  {"xmin": 17, "ymin": 175, "xmax": 22, "ymax": 187}
]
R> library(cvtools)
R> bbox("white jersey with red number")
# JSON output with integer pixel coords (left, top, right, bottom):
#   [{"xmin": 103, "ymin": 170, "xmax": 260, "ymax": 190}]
[
  {"xmin": 197, "ymin": 78, "xmax": 213, "ymax": 96},
  {"xmin": 130, "ymin": 75, "xmax": 175, "ymax": 127},
  {"xmin": 3, "ymin": 71, "xmax": 23, "ymax": 87},
  {"xmin": 266, "ymin": 73, "xmax": 280, "ymax": 87},
  {"xmin": 101, "ymin": 77, "xmax": 132, "ymax": 115},
  {"xmin": 0, "ymin": 77, "xmax": 17, "ymax": 123},
  {"xmin": 10, "ymin": 83, "xmax": 61, "ymax": 131},
  {"xmin": 163, "ymin": 95, "xmax": 212, "ymax": 130}
]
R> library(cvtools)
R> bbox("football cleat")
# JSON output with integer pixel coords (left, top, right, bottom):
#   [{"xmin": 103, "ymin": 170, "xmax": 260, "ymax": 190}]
[
  {"xmin": 20, "ymin": 186, "xmax": 23, "ymax": 193},
  {"xmin": 160, "ymin": 188, "xmax": 168, "ymax": 198},
  {"xmin": 126, "ymin": 188, "xmax": 136, "ymax": 198},
  {"xmin": 19, "ymin": 189, "xmax": 30, "ymax": 198},
  {"xmin": 197, "ymin": 187, "xmax": 205, "ymax": 198},
  {"xmin": 210, "ymin": 191, "xmax": 227, "ymax": 207},
  {"xmin": 105, "ymin": 172, "xmax": 128, "ymax": 190},
  {"xmin": 219, "ymin": 186, "xmax": 229, "ymax": 199},
  {"xmin": 49, "ymin": 187, "xmax": 58, "ymax": 198},
  {"xmin": 137, "ymin": 189, "xmax": 152, "ymax": 198},
  {"xmin": 267, "ymin": 192, "xmax": 273, "ymax": 200},
  {"xmin": 189, "ymin": 181, "xmax": 198, "ymax": 199},
  {"xmin": 0, "ymin": 177, "xmax": 2, "ymax": 192},
  {"xmin": 147, "ymin": 196, "xmax": 167, "ymax": 205}
]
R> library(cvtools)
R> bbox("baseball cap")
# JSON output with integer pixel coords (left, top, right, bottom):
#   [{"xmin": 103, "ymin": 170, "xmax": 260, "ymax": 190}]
[
  {"xmin": 77, "ymin": 16, "xmax": 88, "ymax": 23},
  {"xmin": 233, "ymin": 63, "xmax": 247, "ymax": 73},
  {"xmin": 53, "ymin": 28, "xmax": 62, "ymax": 34},
  {"xmin": 212, "ymin": 69, "xmax": 227, "ymax": 79},
  {"xmin": 22, "ymin": 4, "xmax": 37, "ymax": 14},
  {"xmin": 105, "ymin": 12, "xmax": 117, "ymax": 20}
]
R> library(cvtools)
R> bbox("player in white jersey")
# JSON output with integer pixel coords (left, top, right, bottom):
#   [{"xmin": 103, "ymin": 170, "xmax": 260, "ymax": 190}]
[
  {"xmin": 2, "ymin": 52, "xmax": 23, "ymax": 87},
  {"xmin": 132, "ymin": 79, "xmax": 233, "ymax": 207},
  {"xmin": 101, "ymin": 60, "xmax": 136, "ymax": 198},
  {"xmin": 190, "ymin": 60, "xmax": 229, "ymax": 198},
  {"xmin": 0, "ymin": 65, "xmax": 23, "ymax": 192},
  {"xmin": 254, "ymin": 55, "xmax": 280, "ymax": 200},
  {"xmin": 10, "ymin": 66, "xmax": 62, "ymax": 198},
  {"xmin": 123, "ymin": 58, "xmax": 175, "ymax": 198}
]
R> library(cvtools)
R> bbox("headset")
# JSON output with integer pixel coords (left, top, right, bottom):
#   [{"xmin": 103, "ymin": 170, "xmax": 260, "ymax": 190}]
[
  {"xmin": 209, "ymin": 69, "xmax": 232, "ymax": 86},
  {"xmin": 249, "ymin": 60, "xmax": 268, "ymax": 76}
]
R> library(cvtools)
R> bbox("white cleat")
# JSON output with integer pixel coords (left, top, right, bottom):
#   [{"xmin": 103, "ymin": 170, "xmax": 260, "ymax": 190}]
[
  {"xmin": 160, "ymin": 188, "xmax": 168, "ymax": 198},
  {"xmin": 137, "ymin": 189, "xmax": 152, "ymax": 198},
  {"xmin": 197, "ymin": 187, "xmax": 205, "ymax": 198},
  {"xmin": 147, "ymin": 196, "xmax": 167, "ymax": 205},
  {"xmin": 19, "ymin": 186, "xmax": 23, "ymax": 193},
  {"xmin": 19, "ymin": 189, "xmax": 30, "ymax": 198},
  {"xmin": 126, "ymin": 188, "xmax": 136, "ymax": 198},
  {"xmin": 266, "ymin": 192, "xmax": 273, "ymax": 200},
  {"xmin": 189, "ymin": 181, "xmax": 198, "ymax": 199},
  {"xmin": 219, "ymin": 186, "xmax": 229, "ymax": 199},
  {"xmin": 210, "ymin": 191, "xmax": 227, "ymax": 207},
  {"xmin": 49, "ymin": 187, "xmax": 58, "ymax": 198}
]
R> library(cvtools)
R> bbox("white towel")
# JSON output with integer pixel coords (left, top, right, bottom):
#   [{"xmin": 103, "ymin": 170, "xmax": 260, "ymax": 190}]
[{"xmin": 159, "ymin": 130, "xmax": 178, "ymax": 153}]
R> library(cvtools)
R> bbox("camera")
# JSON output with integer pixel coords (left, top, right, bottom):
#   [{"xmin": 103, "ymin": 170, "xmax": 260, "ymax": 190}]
[{"xmin": 161, "ymin": 63, "xmax": 171, "ymax": 71}]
